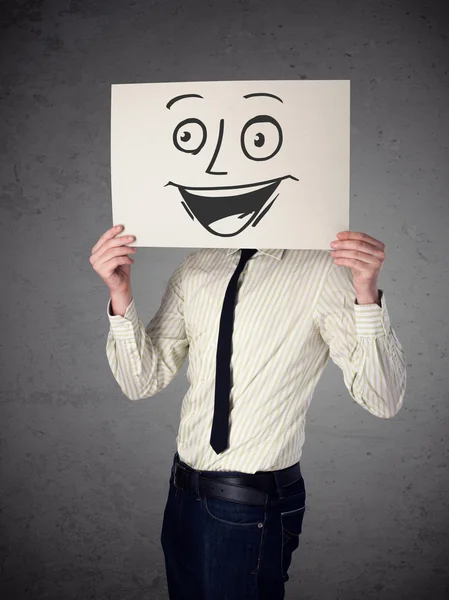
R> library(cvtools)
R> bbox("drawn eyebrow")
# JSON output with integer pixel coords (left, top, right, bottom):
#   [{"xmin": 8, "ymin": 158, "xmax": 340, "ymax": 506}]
[
  {"xmin": 243, "ymin": 92, "xmax": 283, "ymax": 103},
  {"xmin": 166, "ymin": 94, "xmax": 204, "ymax": 109}
]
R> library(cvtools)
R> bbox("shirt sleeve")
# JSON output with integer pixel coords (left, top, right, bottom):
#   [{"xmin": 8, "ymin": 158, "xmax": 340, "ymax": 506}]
[
  {"xmin": 105, "ymin": 256, "xmax": 189, "ymax": 400},
  {"xmin": 313, "ymin": 263, "xmax": 407, "ymax": 418}
]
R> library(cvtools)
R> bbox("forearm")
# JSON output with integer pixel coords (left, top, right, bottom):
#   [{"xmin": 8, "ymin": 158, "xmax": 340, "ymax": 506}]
[
  {"xmin": 349, "ymin": 335, "xmax": 407, "ymax": 418},
  {"xmin": 106, "ymin": 273, "xmax": 189, "ymax": 400}
]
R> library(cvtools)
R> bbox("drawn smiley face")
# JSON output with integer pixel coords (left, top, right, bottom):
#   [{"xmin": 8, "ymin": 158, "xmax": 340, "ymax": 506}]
[{"xmin": 165, "ymin": 92, "xmax": 298, "ymax": 237}]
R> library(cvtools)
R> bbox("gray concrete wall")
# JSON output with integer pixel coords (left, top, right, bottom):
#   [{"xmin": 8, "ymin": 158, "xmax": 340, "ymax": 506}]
[{"xmin": 1, "ymin": 0, "xmax": 448, "ymax": 598}]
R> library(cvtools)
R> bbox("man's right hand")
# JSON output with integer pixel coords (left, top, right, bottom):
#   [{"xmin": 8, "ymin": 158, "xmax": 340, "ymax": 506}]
[{"xmin": 90, "ymin": 224, "xmax": 137, "ymax": 296}]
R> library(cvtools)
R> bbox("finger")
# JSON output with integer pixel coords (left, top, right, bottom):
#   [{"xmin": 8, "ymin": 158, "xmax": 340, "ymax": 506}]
[
  {"xmin": 91, "ymin": 230, "xmax": 135, "ymax": 266},
  {"xmin": 100, "ymin": 255, "xmax": 134, "ymax": 275},
  {"xmin": 336, "ymin": 231, "xmax": 385, "ymax": 250},
  {"xmin": 91, "ymin": 225, "xmax": 123, "ymax": 255},
  {"xmin": 333, "ymin": 239, "xmax": 385, "ymax": 258},
  {"xmin": 91, "ymin": 243, "xmax": 136, "ymax": 268},
  {"xmin": 332, "ymin": 250, "xmax": 383, "ymax": 268},
  {"xmin": 332, "ymin": 248, "xmax": 382, "ymax": 263}
]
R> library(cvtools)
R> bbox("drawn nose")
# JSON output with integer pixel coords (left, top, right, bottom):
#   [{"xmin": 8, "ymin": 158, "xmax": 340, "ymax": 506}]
[{"xmin": 205, "ymin": 119, "xmax": 228, "ymax": 175}]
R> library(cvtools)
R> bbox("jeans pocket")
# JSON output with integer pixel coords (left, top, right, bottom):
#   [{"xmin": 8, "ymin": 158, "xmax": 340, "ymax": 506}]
[
  {"xmin": 280, "ymin": 493, "xmax": 306, "ymax": 579},
  {"xmin": 204, "ymin": 494, "xmax": 266, "ymax": 527}
]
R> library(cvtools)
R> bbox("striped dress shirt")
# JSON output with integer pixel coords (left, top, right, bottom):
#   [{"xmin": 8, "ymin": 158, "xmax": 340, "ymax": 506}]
[{"xmin": 106, "ymin": 248, "xmax": 407, "ymax": 474}]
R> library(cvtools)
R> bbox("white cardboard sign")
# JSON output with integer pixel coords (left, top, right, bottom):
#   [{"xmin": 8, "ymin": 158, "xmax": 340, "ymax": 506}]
[{"xmin": 111, "ymin": 80, "xmax": 350, "ymax": 249}]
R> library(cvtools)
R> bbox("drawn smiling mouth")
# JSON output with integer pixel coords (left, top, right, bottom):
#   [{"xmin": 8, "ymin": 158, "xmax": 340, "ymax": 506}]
[{"xmin": 166, "ymin": 175, "xmax": 298, "ymax": 237}]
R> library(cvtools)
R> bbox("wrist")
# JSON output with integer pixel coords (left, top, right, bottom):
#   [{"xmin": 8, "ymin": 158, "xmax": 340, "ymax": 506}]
[
  {"xmin": 110, "ymin": 286, "xmax": 132, "ymax": 299},
  {"xmin": 356, "ymin": 289, "xmax": 380, "ymax": 306},
  {"xmin": 109, "ymin": 288, "xmax": 133, "ymax": 316}
]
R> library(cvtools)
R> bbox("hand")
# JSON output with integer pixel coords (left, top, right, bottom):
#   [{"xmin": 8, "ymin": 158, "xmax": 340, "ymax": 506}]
[
  {"xmin": 89, "ymin": 225, "xmax": 137, "ymax": 294},
  {"xmin": 329, "ymin": 231, "xmax": 385, "ymax": 295}
]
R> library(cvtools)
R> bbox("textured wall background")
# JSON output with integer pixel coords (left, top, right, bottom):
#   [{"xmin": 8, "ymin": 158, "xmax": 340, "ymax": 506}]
[{"xmin": 1, "ymin": 0, "xmax": 448, "ymax": 598}]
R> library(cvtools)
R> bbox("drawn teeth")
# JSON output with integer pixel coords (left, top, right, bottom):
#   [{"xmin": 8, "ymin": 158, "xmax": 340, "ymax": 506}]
[{"xmin": 183, "ymin": 182, "xmax": 271, "ymax": 197}]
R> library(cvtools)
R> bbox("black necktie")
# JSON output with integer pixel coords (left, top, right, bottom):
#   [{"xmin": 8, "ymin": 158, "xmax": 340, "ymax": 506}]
[{"xmin": 210, "ymin": 248, "xmax": 258, "ymax": 454}]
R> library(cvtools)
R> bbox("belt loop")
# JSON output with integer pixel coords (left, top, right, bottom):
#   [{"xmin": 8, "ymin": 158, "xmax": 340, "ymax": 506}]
[
  {"xmin": 192, "ymin": 470, "xmax": 201, "ymax": 501},
  {"xmin": 273, "ymin": 471, "xmax": 284, "ymax": 499}
]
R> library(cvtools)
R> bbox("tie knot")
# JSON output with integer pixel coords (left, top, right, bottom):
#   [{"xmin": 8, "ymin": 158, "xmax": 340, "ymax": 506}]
[{"xmin": 240, "ymin": 248, "xmax": 257, "ymax": 262}]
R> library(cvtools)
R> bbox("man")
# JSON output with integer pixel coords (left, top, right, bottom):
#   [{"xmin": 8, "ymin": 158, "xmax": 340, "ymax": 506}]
[{"xmin": 92, "ymin": 224, "xmax": 406, "ymax": 599}]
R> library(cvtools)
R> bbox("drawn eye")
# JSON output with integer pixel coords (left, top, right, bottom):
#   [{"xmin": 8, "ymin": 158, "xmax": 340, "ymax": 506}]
[
  {"xmin": 241, "ymin": 115, "xmax": 283, "ymax": 161},
  {"xmin": 173, "ymin": 118, "xmax": 207, "ymax": 154}
]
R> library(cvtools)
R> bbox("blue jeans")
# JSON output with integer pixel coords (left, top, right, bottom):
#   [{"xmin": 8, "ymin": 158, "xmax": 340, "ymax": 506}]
[{"xmin": 160, "ymin": 454, "xmax": 306, "ymax": 600}]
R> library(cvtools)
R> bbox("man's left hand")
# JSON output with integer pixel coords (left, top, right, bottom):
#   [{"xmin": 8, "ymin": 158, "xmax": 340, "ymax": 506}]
[{"xmin": 330, "ymin": 231, "xmax": 386, "ymax": 299}]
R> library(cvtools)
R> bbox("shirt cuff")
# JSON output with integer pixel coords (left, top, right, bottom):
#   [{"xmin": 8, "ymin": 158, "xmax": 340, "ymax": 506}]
[
  {"xmin": 107, "ymin": 296, "xmax": 140, "ymax": 341},
  {"xmin": 353, "ymin": 289, "xmax": 391, "ymax": 337}
]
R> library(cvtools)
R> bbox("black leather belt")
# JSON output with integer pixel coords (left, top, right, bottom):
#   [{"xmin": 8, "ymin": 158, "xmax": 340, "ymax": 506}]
[{"xmin": 172, "ymin": 454, "xmax": 302, "ymax": 505}]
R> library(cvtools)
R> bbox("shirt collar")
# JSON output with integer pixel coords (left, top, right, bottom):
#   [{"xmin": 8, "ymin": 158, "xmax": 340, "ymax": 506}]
[{"xmin": 225, "ymin": 248, "xmax": 285, "ymax": 261}]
